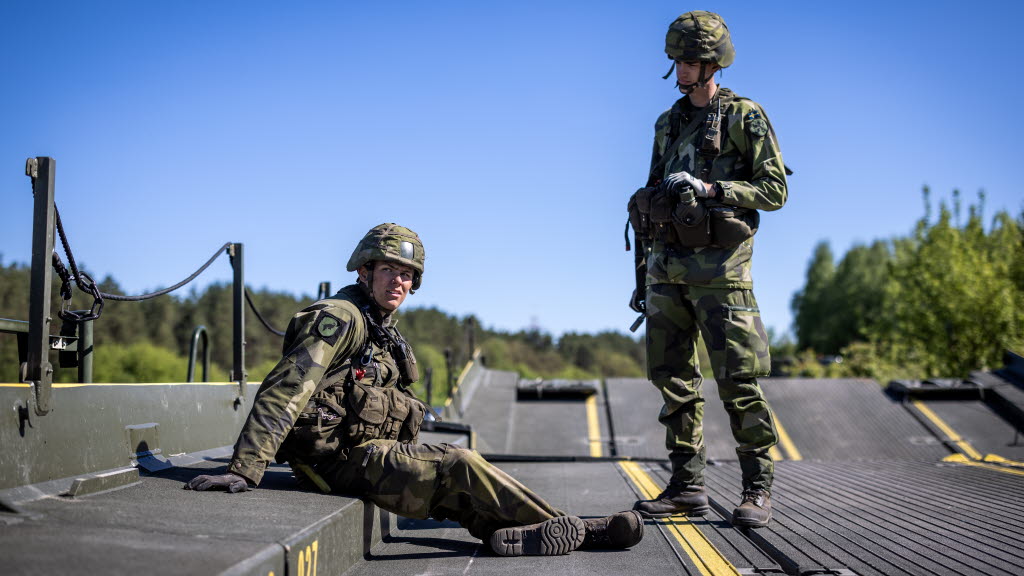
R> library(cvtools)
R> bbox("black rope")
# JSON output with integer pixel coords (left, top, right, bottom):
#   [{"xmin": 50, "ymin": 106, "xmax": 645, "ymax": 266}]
[
  {"xmin": 245, "ymin": 287, "xmax": 286, "ymax": 337},
  {"xmin": 99, "ymin": 242, "xmax": 231, "ymax": 301},
  {"xmin": 53, "ymin": 203, "xmax": 231, "ymax": 302}
]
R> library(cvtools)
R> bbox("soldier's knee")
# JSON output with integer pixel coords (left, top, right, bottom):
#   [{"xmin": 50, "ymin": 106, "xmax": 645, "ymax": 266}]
[{"xmin": 440, "ymin": 445, "xmax": 480, "ymax": 475}]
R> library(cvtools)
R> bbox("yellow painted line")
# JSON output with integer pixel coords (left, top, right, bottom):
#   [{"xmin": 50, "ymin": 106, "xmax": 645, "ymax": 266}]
[
  {"xmin": 585, "ymin": 395, "xmax": 603, "ymax": 457},
  {"xmin": 774, "ymin": 417, "xmax": 802, "ymax": 461},
  {"xmin": 0, "ymin": 381, "xmax": 238, "ymax": 388},
  {"xmin": 912, "ymin": 400, "xmax": 983, "ymax": 460},
  {"xmin": 443, "ymin": 347, "xmax": 481, "ymax": 408},
  {"xmin": 619, "ymin": 461, "xmax": 740, "ymax": 576},
  {"xmin": 943, "ymin": 453, "xmax": 1024, "ymax": 477},
  {"xmin": 768, "ymin": 446, "xmax": 782, "ymax": 461},
  {"xmin": 982, "ymin": 453, "xmax": 1024, "ymax": 468}
]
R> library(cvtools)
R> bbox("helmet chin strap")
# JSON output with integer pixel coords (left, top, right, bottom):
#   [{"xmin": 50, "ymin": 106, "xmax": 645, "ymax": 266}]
[{"xmin": 672, "ymin": 62, "xmax": 717, "ymax": 93}]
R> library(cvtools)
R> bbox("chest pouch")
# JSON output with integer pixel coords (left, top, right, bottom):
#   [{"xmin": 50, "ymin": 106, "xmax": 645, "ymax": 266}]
[
  {"xmin": 341, "ymin": 382, "xmax": 427, "ymax": 445},
  {"xmin": 708, "ymin": 204, "xmax": 759, "ymax": 248},
  {"xmin": 672, "ymin": 198, "xmax": 712, "ymax": 248}
]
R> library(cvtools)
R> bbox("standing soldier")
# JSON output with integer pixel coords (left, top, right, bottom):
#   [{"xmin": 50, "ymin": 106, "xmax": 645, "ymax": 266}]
[
  {"xmin": 627, "ymin": 11, "xmax": 787, "ymax": 527},
  {"xmin": 186, "ymin": 223, "xmax": 643, "ymax": 555}
]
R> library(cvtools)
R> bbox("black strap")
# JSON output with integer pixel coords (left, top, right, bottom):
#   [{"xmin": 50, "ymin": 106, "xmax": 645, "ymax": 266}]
[
  {"xmin": 648, "ymin": 102, "xmax": 709, "ymax": 186},
  {"xmin": 697, "ymin": 96, "xmax": 724, "ymax": 181}
]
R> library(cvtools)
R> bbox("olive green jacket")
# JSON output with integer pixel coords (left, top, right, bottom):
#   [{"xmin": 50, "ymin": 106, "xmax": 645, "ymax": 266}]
[
  {"xmin": 228, "ymin": 284, "xmax": 401, "ymax": 485},
  {"xmin": 645, "ymin": 87, "xmax": 787, "ymax": 288}
]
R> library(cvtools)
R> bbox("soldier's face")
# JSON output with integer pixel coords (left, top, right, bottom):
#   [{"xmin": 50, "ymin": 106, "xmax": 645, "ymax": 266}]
[
  {"xmin": 362, "ymin": 262, "xmax": 415, "ymax": 311},
  {"xmin": 675, "ymin": 60, "xmax": 718, "ymax": 91}
]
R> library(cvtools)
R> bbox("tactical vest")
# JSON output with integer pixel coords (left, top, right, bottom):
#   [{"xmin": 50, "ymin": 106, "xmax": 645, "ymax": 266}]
[
  {"xmin": 627, "ymin": 88, "xmax": 759, "ymax": 250},
  {"xmin": 275, "ymin": 291, "xmax": 427, "ymax": 464}
]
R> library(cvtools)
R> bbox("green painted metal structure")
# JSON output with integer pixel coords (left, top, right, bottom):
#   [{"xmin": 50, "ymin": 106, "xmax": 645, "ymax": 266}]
[{"xmin": 0, "ymin": 156, "xmax": 254, "ymax": 491}]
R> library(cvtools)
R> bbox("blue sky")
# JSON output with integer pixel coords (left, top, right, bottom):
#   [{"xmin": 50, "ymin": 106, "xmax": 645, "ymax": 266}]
[{"xmin": 2, "ymin": 1, "xmax": 1021, "ymax": 340}]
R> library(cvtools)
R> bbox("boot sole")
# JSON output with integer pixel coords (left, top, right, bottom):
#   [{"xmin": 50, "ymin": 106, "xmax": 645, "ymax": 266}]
[
  {"xmin": 490, "ymin": 516, "xmax": 585, "ymax": 556},
  {"xmin": 635, "ymin": 505, "xmax": 710, "ymax": 519}
]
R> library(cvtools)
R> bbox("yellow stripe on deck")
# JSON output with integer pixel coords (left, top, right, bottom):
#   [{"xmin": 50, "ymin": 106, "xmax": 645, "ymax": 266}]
[
  {"xmin": 942, "ymin": 453, "xmax": 1024, "ymax": 477},
  {"xmin": 619, "ymin": 461, "xmax": 740, "ymax": 576},
  {"xmin": 912, "ymin": 400, "xmax": 983, "ymax": 460},
  {"xmin": 773, "ymin": 417, "xmax": 802, "ymax": 461},
  {"xmin": 586, "ymin": 395, "xmax": 602, "ymax": 457}
]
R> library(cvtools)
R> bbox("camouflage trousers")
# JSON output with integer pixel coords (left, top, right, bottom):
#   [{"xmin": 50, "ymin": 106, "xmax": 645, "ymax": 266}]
[
  {"xmin": 317, "ymin": 440, "xmax": 565, "ymax": 541},
  {"xmin": 645, "ymin": 283, "xmax": 778, "ymax": 492}
]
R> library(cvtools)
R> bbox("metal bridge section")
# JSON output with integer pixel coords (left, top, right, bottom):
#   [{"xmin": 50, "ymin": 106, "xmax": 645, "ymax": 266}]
[{"xmin": 2, "ymin": 157, "xmax": 1024, "ymax": 575}]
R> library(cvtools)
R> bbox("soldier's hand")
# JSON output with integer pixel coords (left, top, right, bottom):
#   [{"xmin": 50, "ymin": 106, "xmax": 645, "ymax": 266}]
[
  {"xmin": 184, "ymin": 472, "xmax": 250, "ymax": 493},
  {"xmin": 629, "ymin": 289, "xmax": 646, "ymax": 314},
  {"xmin": 662, "ymin": 171, "xmax": 710, "ymax": 198}
]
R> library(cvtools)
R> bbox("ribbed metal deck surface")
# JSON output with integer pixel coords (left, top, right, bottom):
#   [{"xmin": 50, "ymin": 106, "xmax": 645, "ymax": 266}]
[{"xmin": 3, "ymin": 366, "xmax": 1023, "ymax": 576}]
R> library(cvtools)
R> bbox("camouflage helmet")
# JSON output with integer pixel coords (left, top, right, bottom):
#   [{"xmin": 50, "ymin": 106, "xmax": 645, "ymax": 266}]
[
  {"xmin": 665, "ymin": 10, "xmax": 734, "ymax": 68},
  {"xmin": 346, "ymin": 223, "xmax": 426, "ymax": 290}
]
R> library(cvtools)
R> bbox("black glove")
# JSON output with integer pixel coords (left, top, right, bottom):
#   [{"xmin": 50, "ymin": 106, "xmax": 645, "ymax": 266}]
[
  {"xmin": 629, "ymin": 289, "xmax": 646, "ymax": 314},
  {"xmin": 662, "ymin": 171, "xmax": 709, "ymax": 198},
  {"xmin": 184, "ymin": 472, "xmax": 250, "ymax": 493}
]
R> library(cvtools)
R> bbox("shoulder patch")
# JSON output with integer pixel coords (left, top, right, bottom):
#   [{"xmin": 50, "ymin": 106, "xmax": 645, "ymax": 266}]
[
  {"xmin": 314, "ymin": 312, "xmax": 345, "ymax": 346},
  {"xmin": 745, "ymin": 110, "xmax": 768, "ymax": 138}
]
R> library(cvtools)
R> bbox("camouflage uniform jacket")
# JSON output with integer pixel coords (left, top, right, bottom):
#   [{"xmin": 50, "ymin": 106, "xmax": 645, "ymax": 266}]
[
  {"xmin": 645, "ymin": 87, "xmax": 787, "ymax": 288},
  {"xmin": 228, "ymin": 284, "xmax": 404, "ymax": 485}
]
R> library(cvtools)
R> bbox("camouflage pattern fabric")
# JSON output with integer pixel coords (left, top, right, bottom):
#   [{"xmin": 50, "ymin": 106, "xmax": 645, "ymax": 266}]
[
  {"xmin": 229, "ymin": 284, "xmax": 372, "ymax": 484},
  {"xmin": 228, "ymin": 283, "xmax": 565, "ymax": 540},
  {"xmin": 644, "ymin": 88, "xmax": 787, "ymax": 290},
  {"xmin": 636, "ymin": 88, "xmax": 786, "ymax": 493},
  {"xmin": 665, "ymin": 10, "xmax": 734, "ymax": 67},
  {"xmin": 645, "ymin": 283, "xmax": 777, "ymax": 491},
  {"xmin": 318, "ymin": 440, "xmax": 565, "ymax": 541}
]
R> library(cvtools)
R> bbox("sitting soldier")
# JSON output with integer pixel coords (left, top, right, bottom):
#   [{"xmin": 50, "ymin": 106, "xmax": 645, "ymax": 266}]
[{"xmin": 185, "ymin": 223, "xmax": 643, "ymax": 556}]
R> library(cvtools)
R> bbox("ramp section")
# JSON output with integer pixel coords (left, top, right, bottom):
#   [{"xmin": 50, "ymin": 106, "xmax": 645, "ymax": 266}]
[
  {"xmin": 457, "ymin": 371, "xmax": 608, "ymax": 457},
  {"xmin": 761, "ymin": 378, "xmax": 950, "ymax": 461},
  {"xmin": 910, "ymin": 398, "xmax": 1024, "ymax": 462}
]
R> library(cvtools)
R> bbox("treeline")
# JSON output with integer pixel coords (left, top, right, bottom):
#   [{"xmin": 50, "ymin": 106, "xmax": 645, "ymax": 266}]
[
  {"xmin": 0, "ymin": 261, "xmax": 646, "ymax": 396},
  {"xmin": 790, "ymin": 189, "xmax": 1024, "ymax": 381}
]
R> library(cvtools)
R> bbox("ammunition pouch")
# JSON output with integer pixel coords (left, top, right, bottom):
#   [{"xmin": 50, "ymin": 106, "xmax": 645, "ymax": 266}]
[
  {"xmin": 671, "ymin": 197, "xmax": 711, "ymax": 247},
  {"xmin": 627, "ymin": 187, "xmax": 656, "ymax": 242},
  {"xmin": 708, "ymin": 204, "xmax": 759, "ymax": 248},
  {"xmin": 628, "ymin": 184, "xmax": 758, "ymax": 249},
  {"xmin": 342, "ymin": 382, "xmax": 424, "ymax": 446},
  {"xmin": 277, "ymin": 381, "xmax": 426, "ymax": 464}
]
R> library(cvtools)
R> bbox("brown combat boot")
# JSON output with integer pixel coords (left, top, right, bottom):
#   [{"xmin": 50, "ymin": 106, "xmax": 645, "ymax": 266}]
[
  {"xmin": 633, "ymin": 482, "xmax": 710, "ymax": 518},
  {"xmin": 489, "ymin": 516, "xmax": 586, "ymax": 556},
  {"xmin": 580, "ymin": 510, "xmax": 644, "ymax": 550},
  {"xmin": 732, "ymin": 489, "xmax": 771, "ymax": 528}
]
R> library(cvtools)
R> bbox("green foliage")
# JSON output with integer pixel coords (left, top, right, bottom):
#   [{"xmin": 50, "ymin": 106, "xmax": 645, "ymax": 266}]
[
  {"xmin": 0, "ymin": 259, "xmax": 647, "ymax": 385},
  {"xmin": 791, "ymin": 189, "xmax": 1024, "ymax": 380},
  {"xmin": 92, "ymin": 341, "xmax": 192, "ymax": 383}
]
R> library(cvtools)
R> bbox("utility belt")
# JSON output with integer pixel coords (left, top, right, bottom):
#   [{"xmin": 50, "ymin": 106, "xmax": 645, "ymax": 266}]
[{"xmin": 627, "ymin": 186, "xmax": 759, "ymax": 249}]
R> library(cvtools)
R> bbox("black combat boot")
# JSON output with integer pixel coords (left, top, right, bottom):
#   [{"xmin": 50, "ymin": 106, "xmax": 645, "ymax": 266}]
[
  {"xmin": 489, "ymin": 515, "xmax": 586, "ymax": 556},
  {"xmin": 580, "ymin": 510, "xmax": 644, "ymax": 550},
  {"xmin": 732, "ymin": 489, "xmax": 771, "ymax": 528},
  {"xmin": 633, "ymin": 482, "xmax": 710, "ymax": 518}
]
